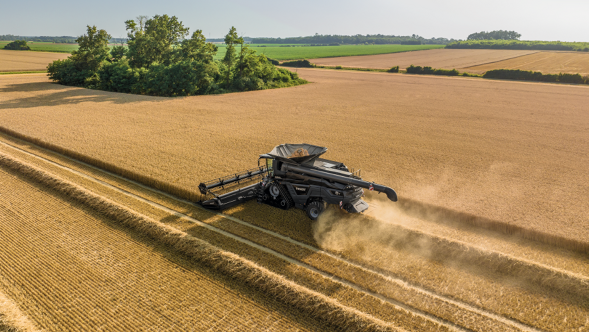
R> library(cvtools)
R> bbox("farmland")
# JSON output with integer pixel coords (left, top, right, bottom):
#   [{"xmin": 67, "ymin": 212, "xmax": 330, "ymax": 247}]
[
  {"xmin": 0, "ymin": 161, "xmax": 332, "ymax": 331},
  {"xmin": 214, "ymin": 44, "xmax": 444, "ymax": 60},
  {"xmin": 0, "ymin": 41, "xmax": 78, "ymax": 53},
  {"xmin": 0, "ymin": 50, "xmax": 68, "ymax": 72},
  {"xmin": 1, "ymin": 55, "xmax": 589, "ymax": 331},
  {"xmin": 2, "ymin": 71, "xmax": 588, "ymax": 246},
  {"xmin": 309, "ymin": 49, "xmax": 589, "ymax": 76},
  {"xmin": 309, "ymin": 49, "xmax": 537, "ymax": 70},
  {"xmin": 1, "ymin": 124, "xmax": 588, "ymax": 332},
  {"xmin": 466, "ymin": 51, "xmax": 589, "ymax": 75},
  {"xmin": 0, "ymin": 40, "xmax": 442, "ymax": 60}
]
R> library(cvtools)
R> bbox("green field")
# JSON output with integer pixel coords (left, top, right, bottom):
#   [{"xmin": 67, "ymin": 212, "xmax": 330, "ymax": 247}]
[
  {"xmin": 214, "ymin": 44, "xmax": 444, "ymax": 60},
  {"xmin": 1, "ymin": 41, "xmax": 443, "ymax": 60},
  {"xmin": 0, "ymin": 41, "xmax": 78, "ymax": 53}
]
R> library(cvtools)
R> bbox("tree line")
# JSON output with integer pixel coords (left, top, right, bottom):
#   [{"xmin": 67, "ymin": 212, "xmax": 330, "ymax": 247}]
[
  {"xmin": 0, "ymin": 34, "xmax": 127, "ymax": 44},
  {"xmin": 251, "ymin": 34, "xmax": 458, "ymax": 45},
  {"xmin": 47, "ymin": 15, "xmax": 305, "ymax": 97},
  {"xmin": 446, "ymin": 40, "xmax": 589, "ymax": 52},
  {"xmin": 467, "ymin": 30, "xmax": 521, "ymax": 40}
]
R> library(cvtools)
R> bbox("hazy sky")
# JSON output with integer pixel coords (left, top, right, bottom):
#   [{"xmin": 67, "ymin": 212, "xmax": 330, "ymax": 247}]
[{"xmin": 1, "ymin": 0, "xmax": 587, "ymax": 41}]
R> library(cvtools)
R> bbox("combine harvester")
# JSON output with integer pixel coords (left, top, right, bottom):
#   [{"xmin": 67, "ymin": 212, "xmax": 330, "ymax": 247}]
[{"xmin": 198, "ymin": 144, "xmax": 397, "ymax": 220}]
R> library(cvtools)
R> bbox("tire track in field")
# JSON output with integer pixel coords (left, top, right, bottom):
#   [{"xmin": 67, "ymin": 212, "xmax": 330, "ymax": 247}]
[{"xmin": 0, "ymin": 140, "xmax": 546, "ymax": 332}]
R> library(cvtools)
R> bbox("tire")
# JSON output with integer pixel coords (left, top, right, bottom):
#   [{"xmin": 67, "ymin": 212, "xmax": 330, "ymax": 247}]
[{"xmin": 305, "ymin": 201, "xmax": 325, "ymax": 221}]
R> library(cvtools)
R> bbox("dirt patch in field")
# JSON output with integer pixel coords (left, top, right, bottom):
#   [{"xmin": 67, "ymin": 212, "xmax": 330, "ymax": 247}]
[
  {"xmin": 0, "ymin": 50, "xmax": 68, "ymax": 72},
  {"xmin": 309, "ymin": 49, "xmax": 538, "ymax": 70},
  {"xmin": 466, "ymin": 51, "xmax": 589, "ymax": 75},
  {"xmin": 0, "ymin": 71, "xmax": 588, "ymax": 248}
]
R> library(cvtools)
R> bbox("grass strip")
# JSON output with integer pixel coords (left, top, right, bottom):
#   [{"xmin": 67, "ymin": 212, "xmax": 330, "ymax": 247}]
[
  {"xmin": 0, "ymin": 71, "xmax": 46, "ymax": 75},
  {"xmin": 0, "ymin": 151, "xmax": 401, "ymax": 332}
]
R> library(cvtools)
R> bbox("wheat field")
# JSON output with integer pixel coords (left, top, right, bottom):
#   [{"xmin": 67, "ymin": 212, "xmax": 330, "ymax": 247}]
[
  {"xmin": 0, "ymin": 50, "xmax": 69, "ymax": 72},
  {"xmin": 309, "ymin": 49, "xmax": 538, "ymax": 70},
  {"xmin": 465, "ymin": 51, "xmax": 589, "ymax": 75},
  {"xmin": 0, "ymin": 164, "xmax": 334, "ymax": 331},
  {"xmin": 0, "ymin": 71, "xmax": 588, "ymax": 252},
  {"xmin": 3, "ymin": 136, "xmax": 588, "ymax": 331}
]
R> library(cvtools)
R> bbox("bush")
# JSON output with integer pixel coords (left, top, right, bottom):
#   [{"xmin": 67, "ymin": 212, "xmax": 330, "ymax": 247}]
[
  {"xmin": 110, "ymin": 45, "xmax": 127, "ymax": 62},
  {"xmin": 387, "ymin": 66, "xmax": 399, "ymax": 73},
  {"xmin": 138, "ymin": 60, "xmax": 220, "ymax": 96},
  {"xmin": 266, "ymin": 57, "xmax": 280, "ymax": 65},
  {"xmin": 281, "ymin": 59, "xmax": 315, "ymax": 68},
  {"xmin": 335, "ymin": 66, "xmax": 342, "ymax": 69},
  {"xmin": 3, "ymin": 40, "xmax": 30, "ymax": 50},
  {"xmin": 483, "ymin": 69, "xmax": 587, "ymax": 84},
  {"xmin": 47, "ymin": 59, "xmax": 95, "ymax": 87},
  {"xmin": 405, "ymin": 65, "xmax": 459, "ymax": 76},
  {"xmin": 97, "ymin": 60, "xmax": 140, "ymax": 93},
  {"xmin": 401, "ymin": 40, "xmax": 421, "ymax": 45}
]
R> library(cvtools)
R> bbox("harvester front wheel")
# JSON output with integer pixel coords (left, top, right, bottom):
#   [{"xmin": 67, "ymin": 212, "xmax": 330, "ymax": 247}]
[{"xmin": 306, "ymin": 201, "xmax": 325, "ymax": 221}]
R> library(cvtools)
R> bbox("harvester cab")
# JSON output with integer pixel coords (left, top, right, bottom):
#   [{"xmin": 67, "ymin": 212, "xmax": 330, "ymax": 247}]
[{"xmin": 198, "ymin": 143, "xmax": 397, "ymax": 220}]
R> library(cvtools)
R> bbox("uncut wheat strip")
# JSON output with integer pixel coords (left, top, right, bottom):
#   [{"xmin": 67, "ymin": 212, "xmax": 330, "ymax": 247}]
[
  {"xmin": 353, "ymin": 213, "xmax": 589, "ymax": 302},
  {"xmin": 0, "ymin": 152, "xmax": 402, "ymax": 332},
  {"xmin": 0, "ymin": 288, "xmax": 41, "ymax": 332},
  {"xmin": 397, "ymin": 198, "xmax": 589, "ymax": 255}
]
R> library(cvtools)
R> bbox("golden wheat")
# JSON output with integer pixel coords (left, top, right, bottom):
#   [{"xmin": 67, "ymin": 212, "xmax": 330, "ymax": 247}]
[
  {"xmin": 466, "ymin": 51, "xmax": 589, "ymax": 75},
  {"xmin": 309, "ymin": 49, "xmax": 538, "ymax": 70},
  {"xmin": 0, "ymin": 71, "xmax": 587, "ymax": 253},
  {"xmin": 0, "ymin": 152, "xmax": 408, "ymax": 332},
  {"xmin": 0, "ymin": 50, "xmax": 68, "ymax": 72}
]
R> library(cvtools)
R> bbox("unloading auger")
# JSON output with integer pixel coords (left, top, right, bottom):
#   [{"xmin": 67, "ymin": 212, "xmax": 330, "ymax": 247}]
[{"xmin": 198, "ymin": 143, "xmax": 397, "ymax": 220}]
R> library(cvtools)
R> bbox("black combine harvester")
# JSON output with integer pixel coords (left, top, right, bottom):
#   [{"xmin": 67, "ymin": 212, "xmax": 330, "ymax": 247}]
[{"xmin": 198, "ymin": 144, "xmax": 397, "ymax": 220}]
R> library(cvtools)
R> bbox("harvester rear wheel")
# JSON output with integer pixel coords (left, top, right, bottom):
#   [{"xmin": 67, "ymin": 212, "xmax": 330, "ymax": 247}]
[{"xmin": 306, "ymin": 201, "xmax": 325, "ymax": 221}]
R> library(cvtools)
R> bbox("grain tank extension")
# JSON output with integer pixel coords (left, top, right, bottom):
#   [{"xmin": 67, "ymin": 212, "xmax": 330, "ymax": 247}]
[{"xmin": 198, "ymin": 143, "xmax": 397, "ymax": 220}]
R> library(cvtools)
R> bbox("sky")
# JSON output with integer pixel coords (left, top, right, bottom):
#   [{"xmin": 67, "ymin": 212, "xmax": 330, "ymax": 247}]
[{"xmin": 1, "ymin": 0, "xmax": 587, "ymax": 42}]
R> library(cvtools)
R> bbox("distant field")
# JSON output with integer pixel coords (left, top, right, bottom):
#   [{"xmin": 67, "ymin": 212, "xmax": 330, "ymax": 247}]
[
  {"xmin": 466, "ymin": 51, "xmax": 589, "ymax": 76},
  {"xmin": 1, "ymin": 41, "xmax": 443, "ymax": 61},
  {"xmin": 0, "ymin": 49, "xmax": 69, "ymax": 72},
  {"xmin": 309, "ymin": 49, "xmax": 538, "ymax": 71},
  {"xmin": 0, "ymin": 41, "xmax": 78, "ymax": 53},
  {"xmin": 446, "ymin": 40, "xmax": 589, "ymax": 52},
  {"xmin": 215, "ymin": 44, "xmax": 444, "ymax": 60}
]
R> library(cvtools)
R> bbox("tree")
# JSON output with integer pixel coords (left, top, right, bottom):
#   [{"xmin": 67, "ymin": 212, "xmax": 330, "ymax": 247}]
[
  {"xmin": 110, "ymin": 45, "xmax": 127, "ymax": 62},
  {"xmin": 180, "ymin": 30, "xmax": 218, "ymax": 63},
  {"xmin": 70, "ymin": 25, "xmax": 111, "ymax": 72},
  {"xmin": 222, "ymin": 26, "xmax": 243, "ymax": 85},
  {"xmin": 136, "ymin": 15, "xmax": 148, "ymax": 32},
  {"xmin": 467, "ymin": 30, "xmax": 521, "ymax": 40},
  {"xmin": 125, "ymin": 14, "xmax": 189, "ymax": 68},
  {"xmin": 3, "ymin": 40, "xmax": 30, "ymax": 50}
]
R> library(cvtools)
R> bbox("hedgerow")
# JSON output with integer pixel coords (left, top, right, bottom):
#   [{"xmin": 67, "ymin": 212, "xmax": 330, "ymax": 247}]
[
  {"xmin": 446, "ymin": 40, "xmax": 589, "ymax": 52},
  {"xmin": 405, "ymin": 65, "xmax": 459, "ymax": 76},
  {"xmin": 483, "ymin": 69, "xmax": 587, "ymax": 84}
]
